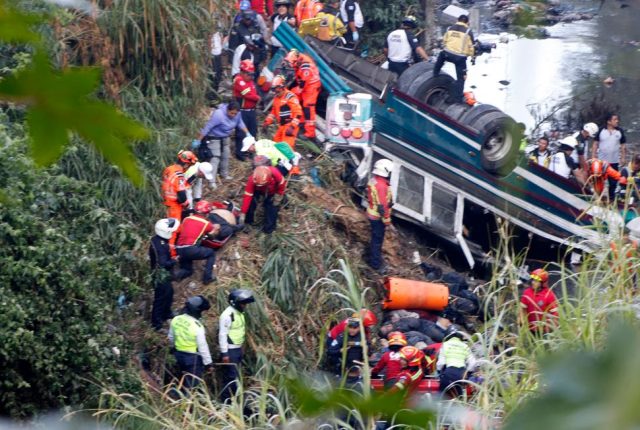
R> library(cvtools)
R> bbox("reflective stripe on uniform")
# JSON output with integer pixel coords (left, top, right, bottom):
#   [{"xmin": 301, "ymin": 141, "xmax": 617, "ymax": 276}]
[
  {"xmin": 228, "ymin": 307, "xmax": 246, "ymax": 345},
  {"xmin": 441, "ymin": 338, "xmax": 470, "ymax": 368}
]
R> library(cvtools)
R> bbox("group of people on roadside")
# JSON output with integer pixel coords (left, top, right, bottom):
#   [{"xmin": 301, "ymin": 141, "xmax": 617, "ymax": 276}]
[{"xmin": 528, "ymin": 114, "xmax": 635, "ymax": 203}]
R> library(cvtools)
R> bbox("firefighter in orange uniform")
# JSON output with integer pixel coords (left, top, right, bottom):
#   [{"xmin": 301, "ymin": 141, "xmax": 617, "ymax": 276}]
[
  {"xmin": 294, "ymin": 0, "xmax": 322, "ymax": 24},
  {"xmin": 587, "ymin": 158, "xmax": 627, "ymax": 200},
  {"xmin": 284, "ymin": 49, "xmax": 322, "ymax": 140},
  {"xmin": 261, "ymin": 75, "xmax": 303, "ymax": 173},
  {"xmin": 366, "ymin": 159, "xmax": 393, "ymax": 273}
]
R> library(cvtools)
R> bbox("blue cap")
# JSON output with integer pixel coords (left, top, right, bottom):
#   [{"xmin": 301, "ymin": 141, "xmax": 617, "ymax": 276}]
[{"xmin": 239, "ymin": 0, "xmax": 251, "ymax": 11}]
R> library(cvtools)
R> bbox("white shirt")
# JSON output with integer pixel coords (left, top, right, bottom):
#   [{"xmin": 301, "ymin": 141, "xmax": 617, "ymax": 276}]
[
  {"xmin": 549, "ymin": 152, "xmax": 573, "ymax": 179},
  {"xmin": 386, "ymin": 29, "xmax": 413, "ymax": 62},
  {"xmin": 184, "ymin": 163, "xmax": 214, "ymax": 208},
  {"xmin": 210, "ymin": 32, "xmax": 222, "ymax": 56},
  {"xmin": 231, "ymin": 44, "xmax": 254, "ymax": 76},
  {"xmin": 218, "ymin": 306, "xmax": 243, "ymax": 353},
  {"xmin": 168, "ymin": 315, "xmax": 213, "ymax": 365}
]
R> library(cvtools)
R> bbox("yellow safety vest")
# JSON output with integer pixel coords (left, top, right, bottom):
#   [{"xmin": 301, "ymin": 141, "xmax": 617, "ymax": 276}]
[
  {"xmin": 443, "ymin": 23, "xmax": 474, "ymax": 57},
  {"xmin": 441, "ymin": 337, "xmax": 470, "ymax": 368},
  {"xmin": 228, "ymin": 307, "xmax": 246, "ymax": 346},
  {"xmin": 171, "ymin": 314, "xmax": 202, "ymax": 353}
]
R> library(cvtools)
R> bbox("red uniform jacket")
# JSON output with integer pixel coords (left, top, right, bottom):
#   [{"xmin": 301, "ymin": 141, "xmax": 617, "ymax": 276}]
[
  {"xmin": 520, "ymin": 286, "xmax": 558, "ymax": 332},
  {"xmin": 176, "ymin": 215, "xmax": 215, "ymax": 247},
  {"xmin": 371, "ymin": 350, "xmax": 404, "ymax": 383},
  {"xmin": 241, "ymin": 166, "xmax": 286, "ymax": 213},
  {"xmin": 328, "ymin": 319, "xmax": 371, "ymax": 340},
  {"xmin": 236, "ymin": 0, "xmax": 273, "ymax": 16},
  {"xmin": 233, "ymin": 74, "xmax": 260, "ymax": 110},
  {"xmin": 392, "ymin": 367, "xmax": 424, "ymax": 394},
  {"xmin": 366, "ymin": 175, "xmax": 392, "ymax": 224}
]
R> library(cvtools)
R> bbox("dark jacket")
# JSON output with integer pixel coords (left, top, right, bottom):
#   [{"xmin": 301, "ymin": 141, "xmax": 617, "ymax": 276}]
[{"xmin": 328, "ymin": 332, "xmax": 369, "ymax": 374}]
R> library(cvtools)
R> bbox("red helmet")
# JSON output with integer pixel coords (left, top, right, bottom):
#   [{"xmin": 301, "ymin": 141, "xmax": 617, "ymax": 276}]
[
  {"xmin": 253, "ymin": 166, "xmax": 273, "ymax": 187},
  {"xmin": 195, "ymin": 200, "xmax": 213, "ymax": 214},
  {"xmin": 388, "ymin": 331, "xmax": 408, "ymax": 347},
  {"xmin": 240, "ymin": 59, "xmax": 255, "ymax": 73},
  {"xmin": 590, "ymin": 159, "xmax": 604, "ymax": 177},
  {"xmin": 271, "ymin": 75, "xmax": 286, "ymax": 90},
  {"xmin": 399, "ymin": 345, "xmax": 424, "ymax": 367},
  {"xmin": 530, "ymin": 268, "xmax": 549, "ymax": 285},
  {"xmin": 178, "ymin": 150, "xmax": 198, "ymax": 165},
  {"xmin": 284, "ymin": 49, "xmax": 300, "ymax": 66},
  {"xmin": 352, "ymin": 309, "xmax": 378, "ymax": 327}
]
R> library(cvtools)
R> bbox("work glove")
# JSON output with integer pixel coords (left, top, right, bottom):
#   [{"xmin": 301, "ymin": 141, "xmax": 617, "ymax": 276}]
[
  {"xmin": 352, "ymin": 31, "xmax": 359, "ymax": 42},
  {"xmin": 285, "ymin": 125, "xmax": 296, "ymax": 136},
  {"xmin": 238, "ymin": 213, "xmax": 246, "ymax": 225},
  {"xmin": 191, "ymin": 139, "xmax": 201, "ymax": 150}
]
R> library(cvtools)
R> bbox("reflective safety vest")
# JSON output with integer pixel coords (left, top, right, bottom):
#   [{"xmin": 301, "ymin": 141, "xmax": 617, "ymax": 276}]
[
  {"xmin": 440, "ymin": 337, "xmax": 470, "ymax": 369},
  {"xmin": 255, "ymin": 139, "xmax": 295, "ymax": 166},
  {"xmin": 366, "ymin": 175, "xmax": 392, "ymax": 224},
  {"xmin": 171, "ymin": 314, "xmax": 202, "ymax": 353},
  {"xmin": 162, "ymin": 164, "xmax": 186, "ymax": 204},
  {"xmin": 443, "ymin": 22, "xmax": 474, "ymax": 57},
  {"xmin": 228, "ymin": 307, "xmax": 246, "ymax": 345}
]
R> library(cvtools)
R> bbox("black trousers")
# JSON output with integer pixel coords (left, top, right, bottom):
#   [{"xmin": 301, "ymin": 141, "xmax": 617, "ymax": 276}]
[
  {"xmin": 151, "ymin": 277, "xmax": 173, "ymax": 330},
  {"xmin": 433, "ymin": 51, "xmax": 468, "ymax": 102},
  {"xmin": 367, "ymin": 219, "xmax": 386, "ymax": 269},
  {"xmin": 235, "ymin": 109, "xmax": 258, "ymax": 160},
  {"xmin": 220, "ymin": 347, "xmax": 243, "ymax": 403},
  {"xmin": 439, "ymin": 366, "xmax": 466, "ymax": 397},
  {"xmin": 608, "ymin": 162, "xmax": 619, "ymax": 201},
  {"xmin": 177, "ymin": 245, "xmax": 216, "ymax": 282},
  {"xmin": 210, "ymin": 55, "xmax": 222, "ymax": 93},
  {"xmin": 246, "ymin": 192, "xmax": 279, "ymax": 233},
  {"xmin": 174, "ymin": 351, "xmax": 204, "ymax": 389},
  {"xmin": 388, "ymin": 60, "xmax": 410, "ymax": 76}
]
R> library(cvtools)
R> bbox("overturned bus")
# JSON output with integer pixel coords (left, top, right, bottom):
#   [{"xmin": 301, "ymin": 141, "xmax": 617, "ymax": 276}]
[{"xmin": 271, "ymin": 24, "xmax": 632, "ymax": 268}]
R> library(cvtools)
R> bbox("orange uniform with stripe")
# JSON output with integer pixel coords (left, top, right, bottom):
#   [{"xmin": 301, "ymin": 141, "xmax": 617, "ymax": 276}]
[
  {"xmin": 291, "ymin": 53, "xmax": 322, "ymax": 138},
  {"xmin": 294, "ymin": 0, "xmax": 322, "ymax": 23},
  {"xmin": 264, "ymin": 89, "xmax": 303, "ymax": 149},
  {"xmin": 162, "ymin": 164, "xmax": 188, "ymax": 255},
  {"xmin": 366, "ymin": 175, "xmax": 393, "ymax": 224}
]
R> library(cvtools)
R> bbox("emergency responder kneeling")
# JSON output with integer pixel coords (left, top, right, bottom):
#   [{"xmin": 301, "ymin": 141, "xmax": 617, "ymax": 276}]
[
  {"xmin": 436, "ymin": 325, "xmax": 477, "ymax": 398},
  {"xmin": 169, "ymin": 295, "xmax": 213, "ymax": 389},
  {"xmin": 433, "ymin": 14, "xmax": 475, "ymax": 103},
  {"xmin": 219, "ymin": 289, "xmax": 255, "ymax": 403}
]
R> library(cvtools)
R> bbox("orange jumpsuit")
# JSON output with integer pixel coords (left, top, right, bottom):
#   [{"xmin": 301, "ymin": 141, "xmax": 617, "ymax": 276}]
[
  {"xmin": 589, "ymin": 160, "xmax": 624, "ymax": 196},
  {"xmin": 294, "ymin": 0, "xmax": 322, "ymax": 23},
  {"xmin": 264, "ymin": 88, "xmax": 303, "ymax": 149},
  {"xmin": 161, "ymin": 164, "xmax": 188, "ymax": 255},
  {"xmin": 291, "ymin": 53, "xmax": 322, "ymax": 139}
]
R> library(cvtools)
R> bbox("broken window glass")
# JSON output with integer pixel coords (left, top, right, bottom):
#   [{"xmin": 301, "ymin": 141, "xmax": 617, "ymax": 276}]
[
  {"xmin": 431, "ymin": 184, "xmax": 456, "ymax": 234},
  {"xmin": 397, "ymin": 166, "xmax": 424, "ymax": 214}
]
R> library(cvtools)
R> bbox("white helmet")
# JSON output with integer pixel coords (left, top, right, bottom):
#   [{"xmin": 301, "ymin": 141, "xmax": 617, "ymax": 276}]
[
  {"xmin": 241, "ymin": 135, "xmax": 257, "ymax": 152},
  {"xmin": 155, "ymin": 218, "xmax": 180, "ymax": 239},
  {"xmin": 372, "ymin": 159, "xmax": 393, "ymax": 177},
  {"xmin": 198, "ymin": 162, "xmax": 214, "ymax": 181},
  {"xmin": 559, "ymin": 136, "xmax": 578, "ymax": 149},
  {"xmin": 583, "ymin": 122, "xmax": 598, "ymax": 138}
]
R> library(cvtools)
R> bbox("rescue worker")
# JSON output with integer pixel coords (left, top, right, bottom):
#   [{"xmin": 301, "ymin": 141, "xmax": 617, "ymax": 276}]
[
  {"xmin": 175, "ymin": 200, "xmax": 220, "ymax": 285},
  {"xmin": 528, "ymin": 136, "xmax": 551, "ymax": 168},
  {"xmin": 231, "ymin": 36, "xmax": 259, "ymax": 77},
  {"xmin": 572, "ymin": 122, "xmax": 598, "ymax": 163},
  {"xmin": 270, "ymin": 0, "xmax": 296, "ymax": 57},
  {"xmin": 241, "ymin": 136, "xmax": 301, "ymax": 176},
  {"xmin": 618, "ymin": 154, "xmax": 640, "ymax": 201},
  {"xmin": 149, "ymin": 218, "xmax": 180, "ymax": 331},
  {"xmin": 314, "ymin": 0, "xmax": 346, "ymax": 41},
  {"xmin": 366, "ymin": 159, "xmax": 394, "ymax": 273},
  {"xmin": 229, "ymin": 9, "xmax": 267, "ymax": 65},
  {"xmin": 371, "ymin": 331, "xmax": 407, "ymax": 389},
  {"xmin": 391, "ymin": 345, "xmax": 425, "ymax": 394},
  {"xmin": 383, "ymin": 16, "xmax": 428, "ymax": 76},
  {"xmin": 162, "ymin": 150, "xmax": 198, "ymax": 220},
  {"xmin": 236, "ymin": 0, "xmax": 274, "ymax": 17},
  {"xmin": 433, "ymin": 14, "xmax": 475, "ymax": 103},
  {"xmin": 294, "ymin": 0, "xmax": 322, "ymax": 25},
  {"xmin": 233, "ymin": 60, "xmax": 261, "ymax": 161},
  {"xmin": 168, "ymin": 295, "xmax": 213, "ymax": 389},
  {"xmin": 519, "ymin": 269, "xmax": 558, "ymax": 335},
  {"xmin": 328, "ymin": 309, "xmax": 378, "ymax": 343},
  {"xmin": 328, "ymin": 317, "xmax": 370, "ymax": 378},
  {"xmin": 549, "ymin": 136, "xmax": 586, "ymax": 183},
  {"xmin": 436, "ymin": 325, "xmax": 477, "ymax": 398},
  {"xmin": 184, "ymin": 161, "xmax": 215, "ymax": 209},
  {"xmin": 197, "ymin": 101, "xmax": 253, "ymax": 188},
  {"xmin": 593, "ymin": 115, "xmax": 627, "ymax": 201},
  {"xmin": 261, "ymin": 74, "xmax": 303, "ymax": 150},
  {"xmin": 340, "ymin": 0, "xmax": 364, "ymax": 48},
  {"xmin": 239, "ymin": 165, "xmax": 287, "ymax": 233},
  {"xmin": 283, "ymin": 49, "xmax": 322, "ymax": 140},
  {"xmin": 586, "ymin": 158, "xmax": 627, "ymax": 200},
  {"xmin": 219, "ymin": 288, "xmax": 256, "ymax": 403}
]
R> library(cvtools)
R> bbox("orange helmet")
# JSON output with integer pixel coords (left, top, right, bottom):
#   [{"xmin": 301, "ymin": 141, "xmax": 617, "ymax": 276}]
[
  {"xmin": 253, "ymin": 166, "xmax": 273, "ymax": 187},
  {"xmin": 271, "ymin": 74, "xmax": 286, "ymax": 90},
  {"xmin": 352, "ymin": 309, "xmax": 378, "ymax": 327},
  {"xmin": 284, "ymin": 49, "xmax": 300, "ymax": 66},
  {"xmin": 178, "ymin": 150, "xmax": 198, "ymax": 165},
  {"xmin": 388, "ymin": 331, "xmax": 407, "ymax": 347},
  {"xmin": 530, "ymin": 268, "xmax": 549, "ymax": 285},
  {"xmin": 240, "ymin": 59, "xmax": 255, "ymax": 73},
  {"xmin": 195, "ymin": 200, "xmax": 213, "ymax": 214},
  {"xmin": 399, "ymin": 345, "xmax": 424, "ymax": 367},
  {"xmin": 590, "ymin": 159, "xmax": 604, "ymax": 177}
]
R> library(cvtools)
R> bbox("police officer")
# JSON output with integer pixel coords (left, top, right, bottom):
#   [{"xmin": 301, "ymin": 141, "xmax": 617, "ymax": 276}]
[
  {"xmin": 218, "ymin": 289, "xmax": 256, "ymax": 403},
  {"xmin": 149, "ymin": 218, "xmax": 180, "ymax": 331},
  {"xmin": 383, "ymin": 16, "xmax": 428, "ymax": 76},
  {"xmin": 436, "ymin": 325, "xmax": 476, "ymax": 398},
  {"xmin": 433, "ymin": 14, "xmax": 475, "ymax": 103},
  {"xmin": 168, "ymin": 296, "xmax": 213, "ymax": 389}
]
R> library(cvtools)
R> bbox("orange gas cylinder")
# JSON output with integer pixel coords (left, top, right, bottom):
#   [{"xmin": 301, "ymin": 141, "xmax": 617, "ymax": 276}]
[{"xmin": 383, "ymin": 278, "xmax": 449, "ymax": 311}]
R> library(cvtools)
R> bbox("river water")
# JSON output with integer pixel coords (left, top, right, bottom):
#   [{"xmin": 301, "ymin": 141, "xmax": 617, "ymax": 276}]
[{"xmin": 454, "ymin": 0, "xmax": 640, "ymax": 145}]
